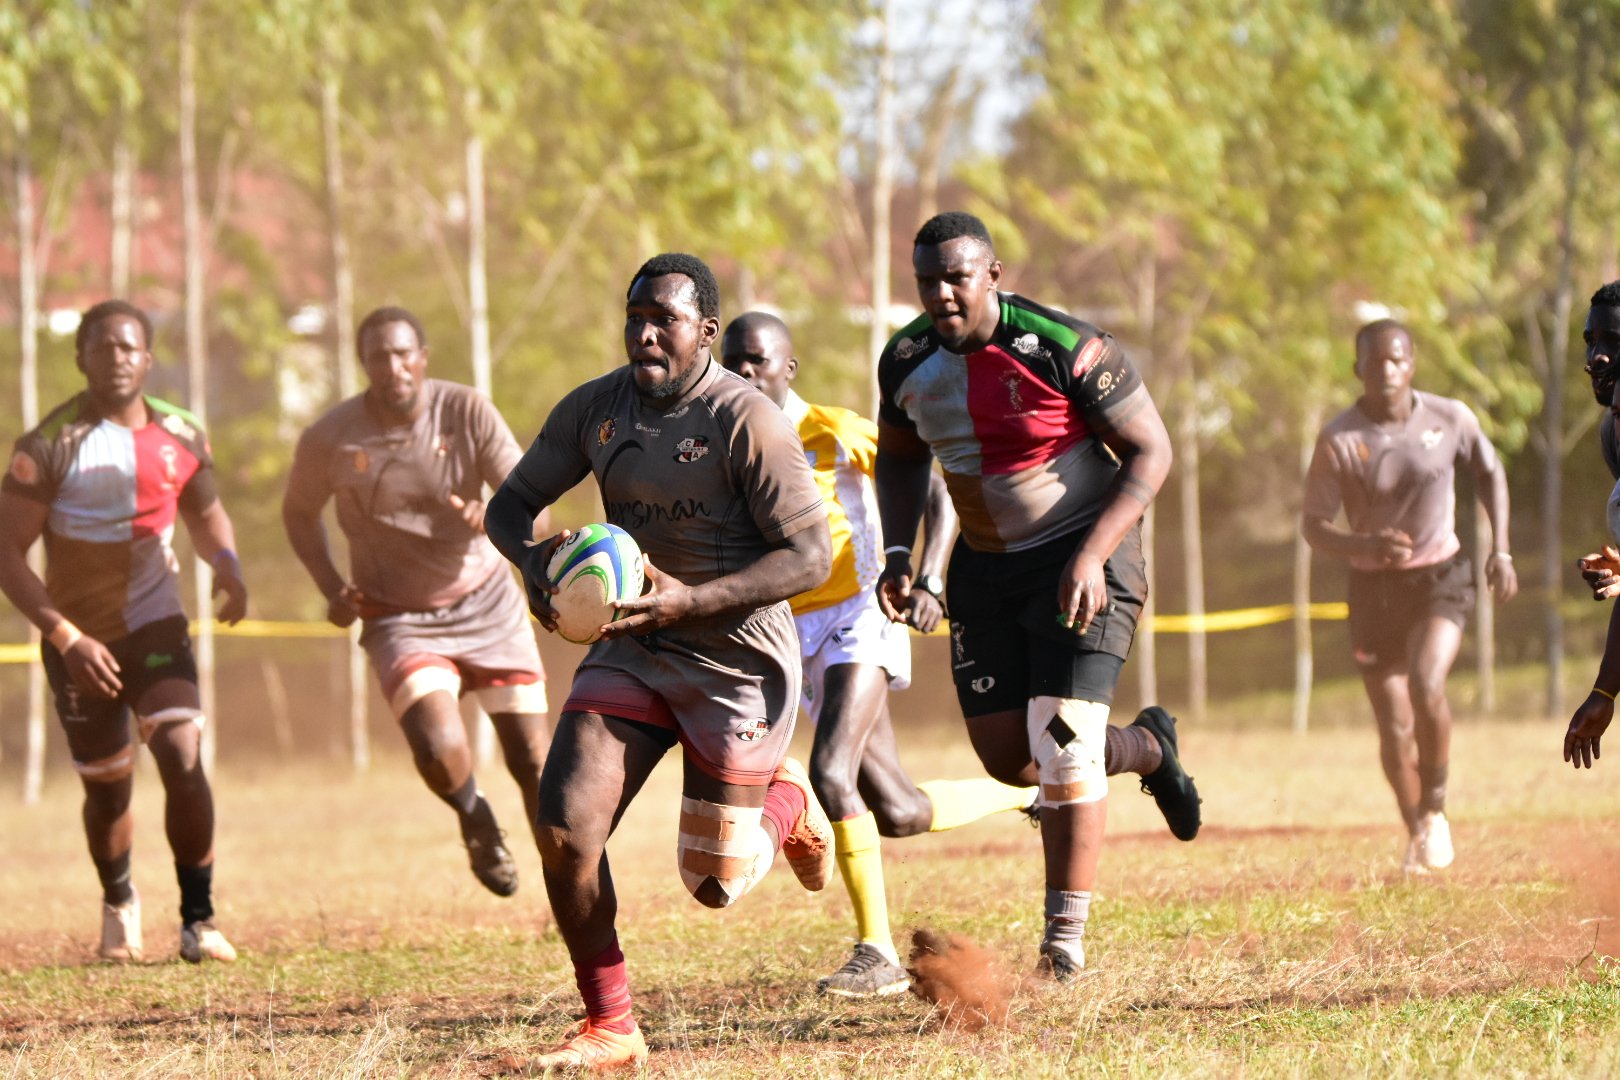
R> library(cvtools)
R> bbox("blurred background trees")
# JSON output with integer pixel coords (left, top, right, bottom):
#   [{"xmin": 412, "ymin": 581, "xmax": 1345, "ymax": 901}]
[{"xmin": 3, "ymin": 0, "xmax": 1619, "ymax": 772}]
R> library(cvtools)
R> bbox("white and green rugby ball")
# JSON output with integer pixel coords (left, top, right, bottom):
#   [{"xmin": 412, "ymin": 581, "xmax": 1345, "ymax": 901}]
[{"xmin": 545, "ymin": 523, "xmax": 645, "ymax": 644}]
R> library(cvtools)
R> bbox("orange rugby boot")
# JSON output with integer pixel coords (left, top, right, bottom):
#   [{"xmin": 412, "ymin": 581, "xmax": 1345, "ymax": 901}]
[
  {"xmin": 772, "ymin": 756, "xmax": 834, "ymax": 891},
  {"xmin": 525, "ymin": 1015, "xmax": 648, "ymax": 1071}
]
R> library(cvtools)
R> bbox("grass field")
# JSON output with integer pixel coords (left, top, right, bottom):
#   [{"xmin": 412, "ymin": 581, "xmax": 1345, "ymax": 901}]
[{"xmin": 4, "ymin": 698, "xmax": 1620, "ymax": 1077}]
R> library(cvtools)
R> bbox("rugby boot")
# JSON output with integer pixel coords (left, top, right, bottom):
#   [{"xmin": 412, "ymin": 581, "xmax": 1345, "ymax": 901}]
[
  {"xmin": 1132, "ymin": 706, "xmax": 1202, "ymax": 841},
  {"xmin": 818, "ymin": 942, "xmax": 911, "ymax": 997},
  {"xmin": 773, "ymin": 756, "xmax": 834, "ymax": 891},
  {"xmin": 1035, "ymin": 940, "xmax": 1084, "ymax": 983},
  {"xmin": 526, "ymin": 1016, "xmax": 648, "ymax": 1071},
  {"xmin": 1418, "ymin": 811, "xmax": 1454, "ymax": 870},
  {"xmin": 462, "ymin": 798, "xmax": 519, "ymax": 897},
  {"xmin": 1401, "ymin": 831, "xmax": 1429, "ymax": 877},
  {"xmin": 180, "ymin": 919, "xmax": 238, "ymax": 964},
  {"xmin": 99, "ymin": 887, "xmax": 143, "ymax": 963}
]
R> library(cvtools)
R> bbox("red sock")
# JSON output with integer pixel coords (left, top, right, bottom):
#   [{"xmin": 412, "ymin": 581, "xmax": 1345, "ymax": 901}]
[
  {"xmin": 573, "ymin": 934, "xmax": 634, "ymax": 1033},
  {"xmin": 761, "ymin": 778, "xmax": 806, "ymax": 853}
]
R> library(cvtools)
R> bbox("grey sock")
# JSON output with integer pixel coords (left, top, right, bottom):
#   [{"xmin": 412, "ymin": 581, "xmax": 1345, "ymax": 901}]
[{"xmin": 1042, "ymin": 887, "xmax": 1091, "ymax": 964}]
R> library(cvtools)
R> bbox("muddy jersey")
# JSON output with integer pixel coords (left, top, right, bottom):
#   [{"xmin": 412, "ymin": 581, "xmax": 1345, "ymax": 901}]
[
  {"xmin": 784, "ymin": 390, "xmax": 882, "ymax": 615},
  {"xmin": 3, "ymin": 394, "xmax": 217, "ymax": 642},
  {"xmin": 878, "ymin": 292, "xmax": 1146, "ymax": 554},
  {"xmin": 286, "ymin": 379, "xmax": 522, "ymax": 612},
  {"xmin": 1303, "ymin": 391, "xmax": 1500, "ymax": 572},
  {"xmin": 506, "ymin": 360, "xmax": 825, "ymax": 588}
]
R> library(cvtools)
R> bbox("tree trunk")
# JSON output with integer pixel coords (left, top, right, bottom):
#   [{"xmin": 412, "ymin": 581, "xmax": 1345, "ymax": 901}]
[
  {"xmin": 1543, "ymin": 26, "xmax": 1594, "ymax": 721},
  {"xmin": 866, "ymin": 0, "xmax": 894, "ymax": 419},
  {"xmin": 179, "ymin": 0, "xmax": 217, "ymax": 773},
  {"xmin": 321, "ymin": 59, "xmax": 369, "ymax": 771},
  {"xmin": 1292, "ymin": 402, "xmax": 1321, "ymax": 734},
  {"xmin": 1133, "ymin": 252, "xmax": 1158, "ymax": 707},
  {"xmin": 14, "ymin": 110, "xmax": 46, "ymax": 804},
  {"xmin": 464, "ymin": 52, "xmax": 495, "ymax": 768},
  {"xmin": 110, "ymin": 130, "xmax": 134, "ymax": 297},
  {"xmin": 1178, "ymin": 386, "xmax": 1208, "ymax": 727}
]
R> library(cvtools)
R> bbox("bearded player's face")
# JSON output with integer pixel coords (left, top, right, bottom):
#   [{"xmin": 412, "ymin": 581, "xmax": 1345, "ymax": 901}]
[
  {"xmin": 624, "ymin": 274, "xmax": 719, "ymax": 403},
  {"xmin": 361, "ymin": 320, "xmax": 428, "ymax": 419}
]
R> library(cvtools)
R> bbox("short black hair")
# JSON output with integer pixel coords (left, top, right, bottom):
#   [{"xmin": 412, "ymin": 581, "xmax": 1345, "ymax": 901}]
[
  {"xmin": 914, "ymin": 211, "xmax": 994, "ymax": 251},
  {"xmin": 1591, "ymin": 281, "xmax": 1620, "ymax": 308},
  {"xmin": 722, "ymin": 310, "xmax": 791, "ymax": 345},
  {"xmin": 76, "ymin": 299, "xmax": 153, "ymax": 355},
  {"xmin": 629, "ymin": 253, "xmax": 720, "ymax": 320},
  {"xmin": 356, "ymin": 306, "xmax": 426, "ymax": 357},
  {"xmin": 1354, "ymin": 318, "xmax": 1411, "ymax": 354}
]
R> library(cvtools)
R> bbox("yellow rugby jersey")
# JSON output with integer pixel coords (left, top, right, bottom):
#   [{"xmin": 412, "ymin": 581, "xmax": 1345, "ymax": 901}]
[{"xmin": 784, "ymin": 390, "xmax": 884, "ymax": 615}]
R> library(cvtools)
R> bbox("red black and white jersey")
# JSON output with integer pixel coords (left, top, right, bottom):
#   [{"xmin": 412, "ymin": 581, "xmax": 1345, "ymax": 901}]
[
  {"xmin": 4, "ymin": 394, "xmax": 217, "ymax": 642},
  {"xmin": 878, "ymin": 292, "xmax": 1144, "ymax": 553}
]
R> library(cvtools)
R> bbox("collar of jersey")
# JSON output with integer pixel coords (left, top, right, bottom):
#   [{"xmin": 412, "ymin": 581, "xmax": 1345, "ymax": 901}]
[{"xmin": 782, "ymin": 389, "xmax": 810, "ymax": 426}]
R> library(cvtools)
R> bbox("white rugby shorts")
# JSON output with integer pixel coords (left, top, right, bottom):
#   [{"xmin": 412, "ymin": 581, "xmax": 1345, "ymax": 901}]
[{"xmin": 794, "ymin": 588, "xmax": 912, "ymax": 723}]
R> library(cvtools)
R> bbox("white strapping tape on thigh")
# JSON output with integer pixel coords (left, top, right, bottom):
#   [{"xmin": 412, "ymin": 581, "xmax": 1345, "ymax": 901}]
[
  {"xmin": 390, "ymin": 666, "xmax": 462, "ymax": 718},
  {"xmin": 137, "ymin": 706, "xmax": 206, "ymax": 741},
  {"xmin": 1029, "ymin": 696, "xmax": 1110, "ymax": 807},
  {"xmin": 474, "ymin": 681, "xmax": 549, "ymax": 716},
  {"xmin": 75, "ymin": 745, "xmax": 136, "ymax": 783},
  {"xmin": 676, "ymin": 797, "xmax": 772, "ymax": 907}
]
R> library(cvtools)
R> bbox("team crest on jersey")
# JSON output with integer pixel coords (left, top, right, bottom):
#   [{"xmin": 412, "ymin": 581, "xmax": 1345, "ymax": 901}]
[
  {"xmin": 159, "ymin": 443, "xmax": 179, "ymax": 486},
  {"xmin": 1421, "ymin": 427, "xmax": 1443, "ymax": 450},
  {"xmin": 736, "ymin": 718, "xmax": 769, "ymax": 742},
  {"xmin": 1073, "ymin": 338, "xmax": 1105, "ymax": 379},
  {"xmin": 673, "ymin": 436, "xmax": 710, "ymax": 463},
  {"xmin": 160, "ymin": 413, "xmax": 197, "ymax": 442},
  {"xmin": 1355, "ymin": 441, "xmax": 1371, "ymax": 462},
  {"xmin": 354, "ymin": 448, "xmax": 370, "ymax": 473},
  {"xmin": 1002, "ymin": 370, "xmax": 1027, "ymax": 413},
  {"xmin": 8, "ymin": 451, "xmax": 38, "ymax": 486},
  {"xmin": 597, "ymin": 417, "xmax": 617, "ymax": 446},
  {"xmin": 895, "ymin": 336, "xmax": 922, "ymax": 360},
  {"xmin": 1012, "ymin": 333, "xmax": 1051, "ymax": 361}
]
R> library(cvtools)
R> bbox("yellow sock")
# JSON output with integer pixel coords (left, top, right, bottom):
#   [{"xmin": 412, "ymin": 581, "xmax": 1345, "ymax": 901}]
[
  {"xmin": 918, "ymin": 778, "xmax": 1038, "ymax": 832},
  {"xmin": 832, "ymin": 812, "xmax": 893, "ymax": 957}
]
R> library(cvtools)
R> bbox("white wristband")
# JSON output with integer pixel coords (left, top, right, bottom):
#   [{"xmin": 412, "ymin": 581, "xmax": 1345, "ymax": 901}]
[
  {"xmin": 884, "ymin": 545, "xmax": 912, "ymax": 558},
  {"xmin": 47, "ymin": 619, "xmax": 82, "ymax": 653}
]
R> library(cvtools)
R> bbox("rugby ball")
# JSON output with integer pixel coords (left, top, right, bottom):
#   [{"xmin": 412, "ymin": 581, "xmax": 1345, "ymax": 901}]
[{"xmin": 545, "ymin": 523, "xmax": 645, "ymax": 644}]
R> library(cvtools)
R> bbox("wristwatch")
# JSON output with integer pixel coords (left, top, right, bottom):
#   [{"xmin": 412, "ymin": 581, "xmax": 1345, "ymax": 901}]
[{"xmin": 914, "ymin": 573, "xmax": 945, "ymax": 598}]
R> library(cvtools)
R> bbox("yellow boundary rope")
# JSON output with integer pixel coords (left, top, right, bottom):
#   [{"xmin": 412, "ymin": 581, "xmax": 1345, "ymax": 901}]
[{"xmin": 0, "ymin": 603, "xmax": 1349, "ymax": 663}]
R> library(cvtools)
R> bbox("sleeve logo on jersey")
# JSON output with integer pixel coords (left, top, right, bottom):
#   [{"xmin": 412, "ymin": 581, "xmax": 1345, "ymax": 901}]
[
  {"xmin": 353, "ymin": 448, "xmax": 371, "ymax": 473},
  {"xmin": 8, "ymin": 450, "xmax": 38, "ymax": 486},
  {"xmin": 673, "ymin": 436, "xmax": 710, "ymax": 463},
  {"xmin": 1073, "ymin": 338, "xmax": 1105, "ymax": 379},
  {"xmin": 1012, "ymin": 333, "xmax": 1052, "ymax": 361},
  {"xmin": 597, "ymin": 417, "xmax": 617, "ymax": 446},
  {"xmin": 160, "ymin": 413, "xmax": 197, "ymax": 442},
  {"xmin": 895, "ymin": 336, "xmax": 922, "ymax": 360},
  {"xmin": 735, "ymin": 717, "xmax": 770, "ymax": 742}
]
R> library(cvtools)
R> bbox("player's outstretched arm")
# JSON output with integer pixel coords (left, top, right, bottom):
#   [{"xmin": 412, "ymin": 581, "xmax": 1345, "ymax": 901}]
[
  {"xmin": 905, "ymin": 471, "xmax": 956, "ymax": 633},
  {"xmin": 485, "ymin": 480, "xmax": 564, "ymax": 629},
  {"xmin": 1568, "ymin": 602, "xmax": 1620, "ymax": 769},
  {"xmin": 180, "ymin": 498, "xmax": 248, "ymax": 625},
  {"xmin": 1477, "ymin": 463, "xmax": 1517, "ymax": 603},
  {"xmin": 874, "ymin": 419, "xmax": 935, "ymax": 623},
  {"xmin": 603, "ymin": 519, "xmax": 831, "ymax": 640},
  {"xmin": 1060, "ymin": 387, "xmax": 1174, "ymax": 634},
  {"xmin": 0, "ymin": 490, "xmax": 122, "ymax": 697},
  {"xmin": 280, "ymin": 488, "xmax": 360, "ymax": 627}
]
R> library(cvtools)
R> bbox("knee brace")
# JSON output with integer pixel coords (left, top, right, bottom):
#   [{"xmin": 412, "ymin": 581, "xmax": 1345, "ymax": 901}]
[
  {"xmin": 474, "ymin": 681, "xmax": 549, "ymax": 717},
  {"xmin": 676, "ymin": 797, "xmax": 773, "ymax": 908},
  {"xmin": 390, "ymin": 665, "xmax": 462, "ymax": 718},
  {"xmin": 75, "ymin": 746, "xmax": 136, "ymax": 783},
  {"xmin": 1028, "ymin": 697, "xmax": 1109, "ymax": 807},
  {"xmin": 138, "ymin": 706, "xmax": 206, "ymax": 743}
]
